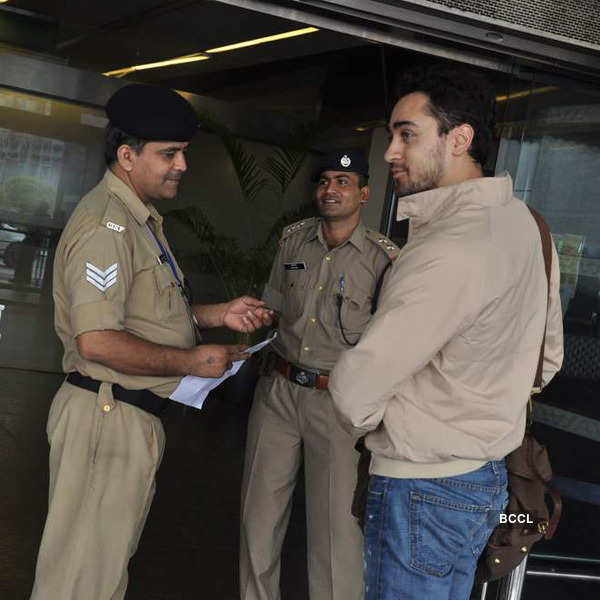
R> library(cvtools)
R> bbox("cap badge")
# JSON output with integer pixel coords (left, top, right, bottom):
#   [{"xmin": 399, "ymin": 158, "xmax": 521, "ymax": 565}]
[{"xmin": 340, "ymin": 154, "xmax": 351, "ymax": 168}]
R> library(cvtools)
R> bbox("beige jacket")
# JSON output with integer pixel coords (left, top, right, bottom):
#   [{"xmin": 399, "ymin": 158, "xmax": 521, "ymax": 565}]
[{"xmin": 329, "ymin": 174, "xmax": 563, "ymax": 478}]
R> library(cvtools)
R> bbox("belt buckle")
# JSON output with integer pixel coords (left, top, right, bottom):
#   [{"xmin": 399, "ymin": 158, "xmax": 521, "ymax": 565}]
[
  {"xmin": 291, "ymin": 366, "xmax": 316, "ymax": 388},
  {"xmin": 295, "ymin": 370, "xmax": 309, "ymax": 386}
]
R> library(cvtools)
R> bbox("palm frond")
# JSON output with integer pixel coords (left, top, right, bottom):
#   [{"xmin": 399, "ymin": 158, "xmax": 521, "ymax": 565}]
[
  {"xmin": 197, "ymin": 108, "xmax": 268, "ymax": 204},
  {"xmin": 171, "ymin": 112, "xmax": 318, "ymax": 303},
  {"xmin": 227, "ymin": 138, "xmax": 269, "ymax": 204},
  {"xmin": 264, "ymin": 147, "xmax": 307, "ymax": 195},
  {"xmin": 166, "ymin": 206, "xmax": 216, "ymax": 243}
]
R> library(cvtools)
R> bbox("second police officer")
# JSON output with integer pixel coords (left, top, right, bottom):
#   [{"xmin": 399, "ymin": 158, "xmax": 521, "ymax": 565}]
[{"xmin": 240, "ymin": 151, "xmax": 399, "ymax": 600}]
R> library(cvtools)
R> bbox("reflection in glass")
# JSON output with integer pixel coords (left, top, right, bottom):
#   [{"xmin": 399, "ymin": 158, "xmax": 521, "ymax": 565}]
[
  {"xmin": 496, "ymin": 80, "xmax": 600, "ymax": 340},
  {"xmin": 0, "ymin": 89, "xmax": 106, "ymax": 372}
]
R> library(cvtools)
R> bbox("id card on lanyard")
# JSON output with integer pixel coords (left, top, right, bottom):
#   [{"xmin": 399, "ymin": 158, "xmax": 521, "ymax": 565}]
[
  {"xmin": 147, "ymin": 225, "xmax": 182, "ymax": 286},
  {"xmin": 147, "ymin": 224, "xmax": 202, "ymax": 342}
]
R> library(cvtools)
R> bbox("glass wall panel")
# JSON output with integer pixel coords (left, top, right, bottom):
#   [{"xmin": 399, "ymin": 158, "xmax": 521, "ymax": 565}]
[
  {"xmin": 0, "ymin": 90, "xmax": 106, "ymax": 372},
  {"xmin": 493, "ymin": 69, "xmax": 600, "ymax": 597}
]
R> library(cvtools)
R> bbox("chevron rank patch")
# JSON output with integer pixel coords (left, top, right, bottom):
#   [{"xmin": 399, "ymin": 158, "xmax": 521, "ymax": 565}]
[{"xmin": 86, "ymin": 262, "xmax": 118, "ymax": 292}]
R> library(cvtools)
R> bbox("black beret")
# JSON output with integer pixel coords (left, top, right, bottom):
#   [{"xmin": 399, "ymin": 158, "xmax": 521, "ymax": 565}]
[
  {"xmin": 106, "ymin": 83, "xmax": 198, "ymax": 141},
  {"xmin": 312, "ymin": 151, "xmax": 370, "ymax": 182}
]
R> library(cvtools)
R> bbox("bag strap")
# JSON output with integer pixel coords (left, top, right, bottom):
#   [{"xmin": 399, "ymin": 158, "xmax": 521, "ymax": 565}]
[
  {"xmin": 527, "ymin": 207, "xmax": 553, "ymax": 392},
  {"xmin": 545, "ymin": 487, "xmax": 563, "ymax": 539},
  {"xmin": 527, "ymin": 208, "xmax": 563, "ymax": 541}
]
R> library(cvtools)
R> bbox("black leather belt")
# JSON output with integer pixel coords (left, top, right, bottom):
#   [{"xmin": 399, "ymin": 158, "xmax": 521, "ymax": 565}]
[{"xmin": 66, "ymin": 372, "xmax": 170, "ymax": 417}]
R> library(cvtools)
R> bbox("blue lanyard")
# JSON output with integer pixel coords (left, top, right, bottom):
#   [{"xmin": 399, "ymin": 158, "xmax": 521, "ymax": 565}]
[
  {"xmin": 148, "ymin": 224, "xmax": 200, "ymax": 343},
  {"xmin": 147, "ymin": 225, "xmax": 182, "ymax": 287}
]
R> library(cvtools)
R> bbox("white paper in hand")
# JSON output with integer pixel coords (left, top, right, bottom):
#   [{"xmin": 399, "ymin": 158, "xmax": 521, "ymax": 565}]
[{"xmin": 169, "ymin": 331, "xmax": 277, "ymax": 410}]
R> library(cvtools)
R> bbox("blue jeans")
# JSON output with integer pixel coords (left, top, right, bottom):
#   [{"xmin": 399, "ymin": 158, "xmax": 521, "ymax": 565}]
[{"xmin": 365, "ymin": 461, "xmax": 508, "ymax": 600}]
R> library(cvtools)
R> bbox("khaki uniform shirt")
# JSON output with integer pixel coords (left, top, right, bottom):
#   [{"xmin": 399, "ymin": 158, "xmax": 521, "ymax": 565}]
[
  {"xmin": 53, "ymin": 169, "xmax": 196, "ymax": 398},
  {"xmin": 263, "ymin": 218, "xmax": 398, "ymax": 372}
]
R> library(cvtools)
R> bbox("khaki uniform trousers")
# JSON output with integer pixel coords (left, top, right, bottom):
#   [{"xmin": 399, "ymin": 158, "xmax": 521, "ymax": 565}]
[
  {"xmin": 240, "ymin": 373, "xmax": 363, "ymax": 600},
  {"xmin": 30, "ymin": 380, "xmax": 165, "ymax": 600}
]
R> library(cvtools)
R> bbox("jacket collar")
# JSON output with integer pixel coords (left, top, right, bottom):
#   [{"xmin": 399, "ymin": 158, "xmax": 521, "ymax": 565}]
[
  {"xmin": 396, "ymin": 173, "xmax": 514, "ymax": 227},
  {"xmin": 103, "ymin": 169, "xmax": 163, "ymax": 226}
]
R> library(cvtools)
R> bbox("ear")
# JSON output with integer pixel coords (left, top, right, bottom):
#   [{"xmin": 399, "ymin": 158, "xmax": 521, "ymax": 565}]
[
  {"xmin": 450, "ymin": 123, "xmax": 475, "ymax": 158},
  {"xmin": 116, "ymin": 144, "xmax": 136, "ymax": 172},
  {"xmin": 360, "ymin": 185, "xmax": 370, "ymax": 204}
]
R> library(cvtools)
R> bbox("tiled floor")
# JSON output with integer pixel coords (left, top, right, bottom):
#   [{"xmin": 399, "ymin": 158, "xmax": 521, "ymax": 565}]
[
  {"xmin": 1, "ymin": 368, "xmax": 599, "ymax": 599},
  {"xmin": 127, "ymin": 392, "xmax": 309, "ymax": 600},
  {"xmin": 0, "ymin": 369, "xmax": 308, "ymax": 600}
]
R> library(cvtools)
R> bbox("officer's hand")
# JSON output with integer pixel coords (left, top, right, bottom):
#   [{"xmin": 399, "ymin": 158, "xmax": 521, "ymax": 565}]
[
  {"xmin": 188, "ymin": 344, "xmax": 249, "ymax": 378},
  {"xmin": 223, "ymin": 296, "xmax": 274, "ymax": 333}
]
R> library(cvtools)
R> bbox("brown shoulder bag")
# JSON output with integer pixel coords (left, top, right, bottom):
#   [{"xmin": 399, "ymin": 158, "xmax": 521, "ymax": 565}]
[{"xmin": 475, "ymin": 207, "xmax": 562, "ymax": 582}]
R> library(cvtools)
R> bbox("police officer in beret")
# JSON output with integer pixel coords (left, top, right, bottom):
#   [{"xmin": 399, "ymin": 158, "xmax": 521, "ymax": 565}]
[
  {"xmin": 240, "ymin": 151, "xmax": 399, "ymax": 600},
  {"xmin": 30, "ymin": 83, "xmax": 272, "ymax": 600}
]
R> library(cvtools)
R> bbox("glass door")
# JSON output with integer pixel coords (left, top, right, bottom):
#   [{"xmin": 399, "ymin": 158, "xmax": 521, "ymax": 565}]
[{"xmin": 495, "ymin": 67, "xmax": 600, "ymax": 597}]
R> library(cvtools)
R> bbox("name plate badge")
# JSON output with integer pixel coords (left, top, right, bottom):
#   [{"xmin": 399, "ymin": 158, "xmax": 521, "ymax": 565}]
[{"xmin": 285, "ymin": 261, "xmax": 307, "ymax": 271}]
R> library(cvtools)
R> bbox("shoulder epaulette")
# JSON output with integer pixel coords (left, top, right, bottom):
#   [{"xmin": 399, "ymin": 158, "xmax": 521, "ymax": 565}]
[
  {"xmin": 280, "ymin": 217, "xmax": 317, "ymax": 241},
  {"xmin": 365, "ymin": 229, "xmax": 400, "ymax": 261}
]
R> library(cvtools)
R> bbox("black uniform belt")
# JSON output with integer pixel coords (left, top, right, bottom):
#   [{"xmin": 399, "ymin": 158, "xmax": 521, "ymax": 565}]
[
  {"xmin": 66, "ymin": 372, "xmax": 170, "ymax": 417},
  {"xmin": 271, "ymin": 354, "xmax": 329, "ymax": 390}
]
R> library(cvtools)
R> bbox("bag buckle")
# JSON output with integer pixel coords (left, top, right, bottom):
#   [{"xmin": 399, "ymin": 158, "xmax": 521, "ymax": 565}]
[{"xmin": 537, "ymin": 520, "xmax": 549, "ymax": 535}]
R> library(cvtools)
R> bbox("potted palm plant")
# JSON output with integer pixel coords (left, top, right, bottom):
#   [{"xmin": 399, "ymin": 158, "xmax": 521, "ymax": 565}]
[{"xmin": 163, "ymin": 112, "xmax": 318, "ymax": 404}]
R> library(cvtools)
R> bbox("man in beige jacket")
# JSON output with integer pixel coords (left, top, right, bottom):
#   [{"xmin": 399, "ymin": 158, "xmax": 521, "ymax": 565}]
[{"xmin": 329, "ymin": 66, "xmax": 563, "ymax": 600}]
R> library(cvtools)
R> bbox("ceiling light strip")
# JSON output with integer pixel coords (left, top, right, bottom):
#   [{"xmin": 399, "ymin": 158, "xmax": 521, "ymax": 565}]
[
  {"xmin": 495, "ymin": 85, "xmax": 558, "ymax": 102},
  {"xmin": 103, "ymin": 54, "xmax": 210, "ymax": 77},
  {"xmin": 103, "ymin": 27, "xmax": 319, "ymax": 77},
  {"xmin": 204, "ymin": 26, "xmax": 318, "ymax": 53}
]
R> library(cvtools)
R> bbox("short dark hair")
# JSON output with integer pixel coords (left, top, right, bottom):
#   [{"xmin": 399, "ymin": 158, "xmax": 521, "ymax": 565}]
[
  {"xmin": 104, "ymin": 122, "xmax": 147, "ymax": 166},
  {"xmin": 394, "ymin": 64, "xmax": 495, "ymax": 166}
]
